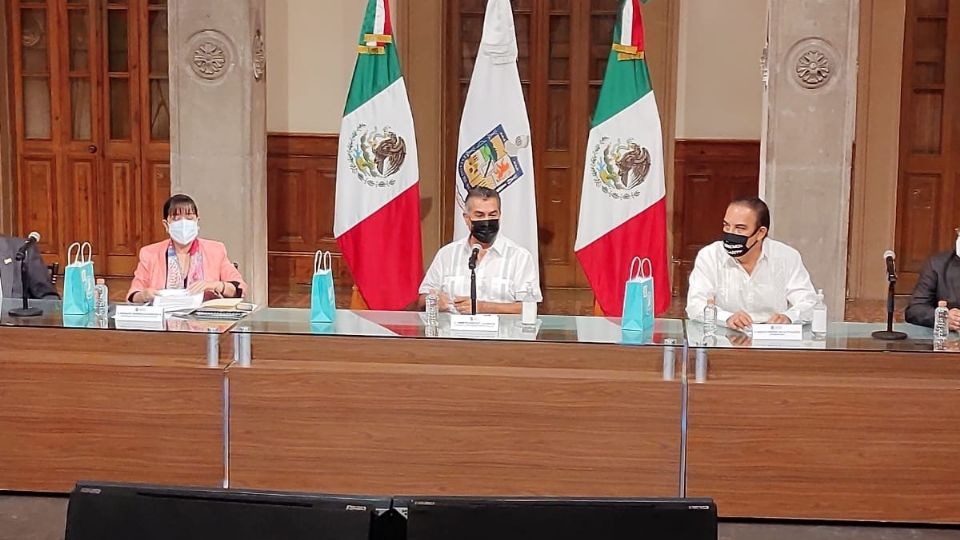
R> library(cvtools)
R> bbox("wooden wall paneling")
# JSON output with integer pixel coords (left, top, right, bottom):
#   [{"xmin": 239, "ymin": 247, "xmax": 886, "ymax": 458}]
[
  {"xmin": 266, "ymin": 133, "xmax": 354, "ymax": 293},
  {"xmin": 0, "ymin": 327, "xmax": 225, "ymax": 493},
  {"xmin": 228, "ymin": 335, "xmax": 682, "ymax": 497},
  {"xmin": 686, "ymin": 349, "xmax": 960, "ymax": 523},
  {"xmin": 672, "ymin": 139, "xmax": 760, "ymax": 296}
]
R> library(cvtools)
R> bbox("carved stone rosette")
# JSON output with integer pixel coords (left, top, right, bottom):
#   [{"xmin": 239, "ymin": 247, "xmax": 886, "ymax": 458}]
[
  {"xmin": 186, "ymin": 30, "xmax": 236, "ymax": 83},
  {"xmin": 787, "ymin": 37, "xmax": 839, "ymax": 91}
]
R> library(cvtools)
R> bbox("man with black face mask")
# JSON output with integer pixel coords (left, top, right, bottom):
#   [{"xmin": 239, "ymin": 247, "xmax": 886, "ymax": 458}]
[
  {"xmin": 419, "ymin": 186, "xmax": 541, "ymax": 314},
  {"xmin": 685, "ymin": 197, "xmax": 818, "ymax": 332}
]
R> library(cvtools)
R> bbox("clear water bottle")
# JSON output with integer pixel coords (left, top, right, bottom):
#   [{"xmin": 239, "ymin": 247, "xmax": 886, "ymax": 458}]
[
  {"xmin": 521, "ymin": 283, "xmax": 537, "ymax": 326},
  {"xmin": 425, "ymin": 289, "xmax": 439, "ymax": 326},
  {"xmin": 94, "ymin": 278, "xmax": 109, "ymax": 319},
  {"xmin": 812, "ymin": 289, "xmax": 827, "ymax": 339},
  {"xmin": 703, "ymin": 297, "xmax": 718, "ymax": 337},
  {"xmin": 934, "ymin": 300, "xmax": 950, "ymax": 350}
]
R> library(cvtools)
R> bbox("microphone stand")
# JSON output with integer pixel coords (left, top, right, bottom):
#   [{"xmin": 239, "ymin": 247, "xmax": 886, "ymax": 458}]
[
  {"xmin": 468, "ymin": 258, "xmax": 478, "ymax": 316},
  {"xmin": 871, "ymin": 273, "xmax": 906, "ymax": 340},
  {"xmin": 9, "ymin": 255, "xmax": 43, "ymax": 318}
]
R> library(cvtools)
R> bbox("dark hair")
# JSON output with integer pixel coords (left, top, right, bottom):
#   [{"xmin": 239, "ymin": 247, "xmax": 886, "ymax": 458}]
[
  {"xmin": 163, "ymin": 194, "xmax": 199, "ymax": 220},
  {"xmin": 729, "ymin": 197, "xmax": 770, "ymax": 230},
  {"xmin": 464, "ymin": 186, "xmax": 501, "ymax": 210}
]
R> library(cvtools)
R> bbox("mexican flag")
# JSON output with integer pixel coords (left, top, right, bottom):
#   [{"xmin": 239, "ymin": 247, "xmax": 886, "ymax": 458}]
[
  {"xmin": 454, "ymin": 0, "xmax": 540, "ymax": 272},
  {"xmin": 574, "ymin": 0, "xmax": 670, "ymax": 316},
  {"xmin": 334, "ymin": 0, "xmax": 423, "ymax": 310}
]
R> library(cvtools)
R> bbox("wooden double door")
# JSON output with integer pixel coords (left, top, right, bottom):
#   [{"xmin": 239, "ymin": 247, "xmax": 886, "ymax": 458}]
[
  {"xmin": 897, "ymin": 0, "xmax": 960, "ymax": 289},
  {"xmin": 444, "ymin": 0, "xmax": 673, "ymax": 296},
  {"xmin": 8, "ymin": 0, "xmax": 170, "ymax": 276}
]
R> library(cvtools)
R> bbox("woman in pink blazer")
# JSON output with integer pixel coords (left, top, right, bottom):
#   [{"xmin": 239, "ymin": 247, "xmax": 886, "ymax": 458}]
[{"xmin": 127, "ymin": 194, "xmax": 248, "ymax": 303}]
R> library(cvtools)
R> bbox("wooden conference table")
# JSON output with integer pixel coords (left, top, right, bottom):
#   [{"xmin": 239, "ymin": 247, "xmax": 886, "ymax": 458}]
[{"xmin": 1, "ymin": 299, "xmax": 959, "ymax": 524}]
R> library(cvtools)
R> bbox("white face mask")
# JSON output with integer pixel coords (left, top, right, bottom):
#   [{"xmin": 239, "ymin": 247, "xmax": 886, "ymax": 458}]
[
  {"xmin": 168, "ymin": 219, "xmax": 199, "ymax": 245},
  {"xmin": 956, "ymin": 235, "xmax": 960, "ymax": 258}
]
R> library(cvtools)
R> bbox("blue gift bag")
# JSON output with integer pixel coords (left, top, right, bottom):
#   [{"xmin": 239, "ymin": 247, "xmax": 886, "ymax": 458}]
[
  {"xmin": 63, "ymin": 242, "xmax": 96, "ymax": 315},
  {"xmin": 622, "ymin": 256, "xmax": 655, "ymax": 332},
  {"xmin": 310, "ymin": 250, "xmax": 337, "ymax": 323}
]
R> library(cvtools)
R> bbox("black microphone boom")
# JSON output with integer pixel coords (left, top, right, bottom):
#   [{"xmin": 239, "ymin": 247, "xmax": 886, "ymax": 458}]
[
  {"xmin": 873, "ymin": 249, "xmax": 907, "ymax": 341},
  {"xmin": 8, "ymin": 231, "xmax": 43, "ymax": 318},
  {"xmin": 468, "ymin": 244, "xmax": 481, "ymax": 315},
  {"xmin": 468, "ymin": 245, "xmax": 481, "ymax": 271}
]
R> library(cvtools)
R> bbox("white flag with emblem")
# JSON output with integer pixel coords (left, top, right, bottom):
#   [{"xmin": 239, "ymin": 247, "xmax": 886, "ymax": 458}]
[{"xmin": 453, "ymin": 0, "xmax": 540, "ymax": 274}]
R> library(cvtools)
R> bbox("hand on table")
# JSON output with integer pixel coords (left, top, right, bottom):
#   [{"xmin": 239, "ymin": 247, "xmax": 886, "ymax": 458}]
[
  {"xmin": 139, "ymin": 288, "xmax": 158, "ymax": 303},
  {"xmin": 453, "ymin": 296, "xmax": 473, "ymax": 314},
  {"xmin": 766, "ymin": 313, "xmax": 793, "ymax": 325},
  {"xmin": 187, "ymin": 280, "xmax": 221, "ymax": 296},
  {"xmin": 726, "ymin": 311, "xmax": 753, "ymax": 332},
  {"xmin": 949, "ymin": 309, "xmax": 960, "ymax": 332},
  {"xmin": 433, "ymin": 291, "xmax": 453, "ymax": 312}
]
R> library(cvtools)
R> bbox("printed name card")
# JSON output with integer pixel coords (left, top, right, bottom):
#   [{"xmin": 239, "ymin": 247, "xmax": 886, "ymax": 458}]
[
  {"xmin": 751, "ymin": 323, "xmax": 804, "ymax": 341},
  {"xmin": 114, "ymin": 304, "xmax": 165, "ymax": 322},
  {"xmin": 450, "ymin": 314, "xmax": 500, "ymax": 333}
]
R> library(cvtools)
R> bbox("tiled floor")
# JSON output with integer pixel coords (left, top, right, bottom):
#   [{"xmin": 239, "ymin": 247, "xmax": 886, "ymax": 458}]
[{"xmin": 3, "ymin": 495, "xmax": 959, "ymax": 540}]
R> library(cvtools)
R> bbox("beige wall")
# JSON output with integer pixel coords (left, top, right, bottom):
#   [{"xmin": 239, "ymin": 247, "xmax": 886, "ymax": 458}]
[
  {"xmin": 268, "ymin": 0, "xmax": 759, "ymax": 140},
  {"xmin": 675, "ymin": 0, "xmax": 766, "ymax": 139},
  {"xmin": 266, "ymin": 0, "xmax": 365, "ymax": 133}
]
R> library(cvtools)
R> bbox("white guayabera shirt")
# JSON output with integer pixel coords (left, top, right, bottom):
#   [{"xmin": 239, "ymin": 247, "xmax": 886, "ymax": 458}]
[
  {"xmin": 686, "ymin": 239, "xmax": 818, "ymax": 325},
  {"xmin": 420, "ymin": 235, "xmax": 542, "ymax": 305}
]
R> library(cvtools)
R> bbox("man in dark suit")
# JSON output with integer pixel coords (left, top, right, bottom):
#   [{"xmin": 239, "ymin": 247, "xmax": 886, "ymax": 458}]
[
  {"xmin": 0, "ymin": 235, "xmax": 59, "ymax": 301},
  {"xmin": 905, "ymin": 236, "xmax": 960, "ymax": 330}
]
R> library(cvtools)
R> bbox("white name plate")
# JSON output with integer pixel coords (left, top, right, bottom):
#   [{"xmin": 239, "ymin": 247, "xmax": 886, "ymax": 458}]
[
  {"xmin": 751, "ymin": 323, "xmax": 803, "ymax": 341},
  {"xmin": 450, "ymin": 314, "xmax": 500, "ymax": 333},
  {"xmin": 114, "ymin": 304, "xmax": 165, "ymax": 322}
]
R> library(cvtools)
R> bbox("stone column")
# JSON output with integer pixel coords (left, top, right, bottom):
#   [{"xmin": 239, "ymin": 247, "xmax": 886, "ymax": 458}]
[
  {"xmin": 168, "ymin": 0, "xmax": 268, "ymax": 304},
  {"xmin": 760, "ymin": 0, "xmax": 859, "ymax": 319}
]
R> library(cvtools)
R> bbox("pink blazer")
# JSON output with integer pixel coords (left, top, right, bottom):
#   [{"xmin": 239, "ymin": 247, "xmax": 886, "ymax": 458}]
[{"xmin": 127, "ymin": 238, "xmax": 248, "ymax": 300}]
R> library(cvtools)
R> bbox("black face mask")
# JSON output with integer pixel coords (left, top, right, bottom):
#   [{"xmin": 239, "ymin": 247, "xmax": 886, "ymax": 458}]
[
  {"xmin": 471, "ymin": 218, "xmax": 500, "ymax": 244},
  {"xmin": 722, "ymin": 229, "xmax": 761, "ymax": 258}
]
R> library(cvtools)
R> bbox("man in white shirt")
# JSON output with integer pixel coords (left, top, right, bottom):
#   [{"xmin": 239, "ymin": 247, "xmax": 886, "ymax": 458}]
[
  {"xmin": 686, "ymin": 197, "xmax": 818, "ymax": 331},
  {"xmin": 419, "ymin": 187, "xmax": 542, "ymax": 314}
]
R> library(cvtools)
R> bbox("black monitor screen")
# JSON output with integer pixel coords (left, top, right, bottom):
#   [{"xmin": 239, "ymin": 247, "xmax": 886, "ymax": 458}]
[
  {"xmin": 401, "ymin": 497, "xmax": 717, "ymax": 540},
  {"xmin": 65, "ymin": 482, "xmax": 391, "ymax": 540}
]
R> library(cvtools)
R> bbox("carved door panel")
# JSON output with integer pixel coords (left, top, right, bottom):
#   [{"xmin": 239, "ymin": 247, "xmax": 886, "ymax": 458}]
[
  {"xmin": 12, "ymin": 3, "xmax": 60, "ymax": 258},
  {"xmin": 8, "ymin": 0, "xmax": 169, "ymax": 277},
  {"xmin": 896, "ymin": 0, "xmax": 960, "ymax": 290}
]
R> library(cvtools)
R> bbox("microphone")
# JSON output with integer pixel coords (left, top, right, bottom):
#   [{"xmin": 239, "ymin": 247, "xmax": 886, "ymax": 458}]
[
  {"xmin": 15, "ymin": 231, "xmax": 41, "ymax": 261},
  {"xmin": 883, "ymin": 250, "xmax": 896, "ymax": 282},
  {"xmin": 873, "ymin": 249, "xmax": 907, "ymax": 340},
  {"xmin": 468, "ymin": 243, "xmax": 481, "ymax": 270}
]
